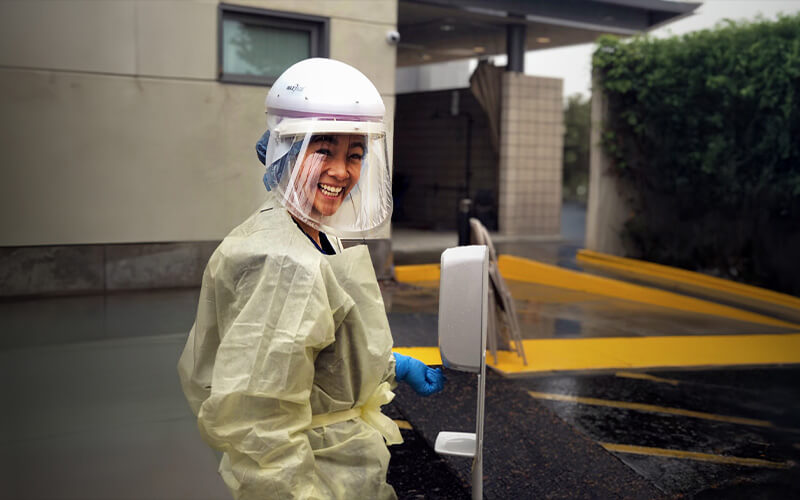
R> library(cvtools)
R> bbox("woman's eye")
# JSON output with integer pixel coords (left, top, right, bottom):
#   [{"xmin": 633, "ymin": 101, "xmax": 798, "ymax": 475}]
[
  {"xmin": 314, "ymin": 148, "xmax": 333, "ymax": 157},
  {"xmin": 349, "ymin": 153, "xmax": 364, "ymax": 161}
]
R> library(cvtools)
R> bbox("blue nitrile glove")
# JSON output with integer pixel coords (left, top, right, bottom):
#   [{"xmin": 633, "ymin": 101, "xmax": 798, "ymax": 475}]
[{"xmin": 393, "ymin": 352, "xmax": 445, "ymax": 396}]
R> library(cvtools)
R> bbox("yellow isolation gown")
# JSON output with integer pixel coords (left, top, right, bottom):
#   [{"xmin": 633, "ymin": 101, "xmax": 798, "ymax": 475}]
[{"xmin": 178, "ymin": 193, "xmax": 402, "ymax": 499}]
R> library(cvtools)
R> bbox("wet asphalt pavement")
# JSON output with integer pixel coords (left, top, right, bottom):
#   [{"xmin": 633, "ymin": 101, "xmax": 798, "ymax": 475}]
[
  {"xmin": 521, "ymin": 368, "xmax": 800, "ymax": 498},
  {"xmin": 384, "ymin": 336, "xmax": 800, "ymax": 498},
  {"xmin": 387, "ymin": 370, "xmax": 666, "ymax": 499},
  {"xmin": 383, "ymin": 273, "xmax": 800, "ymax": 499}
]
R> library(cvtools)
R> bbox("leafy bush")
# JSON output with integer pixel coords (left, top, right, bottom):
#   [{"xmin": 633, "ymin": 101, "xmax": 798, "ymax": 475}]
[{"xmin": 593, "ymin": 14, "xmax": 800, "ymax": 294}]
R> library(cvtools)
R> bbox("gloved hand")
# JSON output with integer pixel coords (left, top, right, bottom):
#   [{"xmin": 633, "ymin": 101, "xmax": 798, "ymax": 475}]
[{"xmin": 393, "ymin": 352, "xmax": 445, "ymax": 396}]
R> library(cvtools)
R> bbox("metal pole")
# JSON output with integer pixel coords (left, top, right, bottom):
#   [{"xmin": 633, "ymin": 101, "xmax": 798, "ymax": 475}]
[
  {"xmin": 506, "ymin": 23, "xmax": 526, "ymax": 73},
  {"xmin": 458, "ymin": 198, "xmax": 472, "ymax": 246},
  {"xmin": 459, "ymin": 112, "xmax": 474, "ymax": 247},
  {"xmin": 465, "ymin": 113, "xmax": 473, "ymax": 198},
  {"xmin": 472, "ymin": 368, "xmax": 485, "ymax": 500},
  {"xmin": 473, "ymin": 249, "xmax": 488, "ymax": 500}
]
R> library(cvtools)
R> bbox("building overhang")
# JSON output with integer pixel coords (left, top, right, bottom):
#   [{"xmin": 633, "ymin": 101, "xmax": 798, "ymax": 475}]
[{"xmin": 398, "ymin": 0, "xmax": 700, "ymax": 66}]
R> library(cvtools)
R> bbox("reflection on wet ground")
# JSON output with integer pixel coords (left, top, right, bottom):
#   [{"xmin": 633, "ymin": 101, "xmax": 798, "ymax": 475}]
[
  {"xmin": 382, "ymin": 278, "xmax": 796, "ymax": 344},
  {"xmin": 509, "ymin": 280, "xmax": 798, "ymax": 338},
  {"xmin": 11, "ymin": 272, "xmax": 781, "ymax": 352},
  {"xmin": 0, "ymin": 288, "xmax": 200, "ymax": 350}
]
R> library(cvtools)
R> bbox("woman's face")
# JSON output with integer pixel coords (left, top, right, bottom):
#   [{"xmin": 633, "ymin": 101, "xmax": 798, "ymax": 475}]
[{"xmin": 297, "ymin": 134, "xmax": 364, "ymax": 217}]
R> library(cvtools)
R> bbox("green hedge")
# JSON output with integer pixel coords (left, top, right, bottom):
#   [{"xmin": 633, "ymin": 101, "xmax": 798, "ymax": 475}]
[{"xmin": 593, "ymin": 14, "xmax": 800, "ymax": 295}]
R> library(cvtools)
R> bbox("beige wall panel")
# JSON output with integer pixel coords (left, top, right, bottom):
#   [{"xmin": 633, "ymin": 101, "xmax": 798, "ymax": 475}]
[
  {"xmin": 0, "ymin": 69, "xmax": 268, "ymax": 246},
  {"xmin": 137, "ymin": 0, "xmax": 217, "ymax": 79},
  {"xmin": 218, "ymin": 83, "xmax": 275, "ymax": 232},
  {"xmin": 329, "ymin": 18, "xmax": 396, "ymax": 96},
  {"xmin": 225, "ymin": 0, "xmax": 397, "ymax": 26},
  {"xmin": 0, "ymin": 67, "xmax": 393, "ymax": 245},
  {"xmin": 0, "ymin": 0, "xmax": 136, "ymax": 75}
]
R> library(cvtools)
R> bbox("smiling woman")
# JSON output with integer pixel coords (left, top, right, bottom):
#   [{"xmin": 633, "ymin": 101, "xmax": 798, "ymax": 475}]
[{"xmin": 178, "ymin": 58, "xmax": 444, "ymax": 500}]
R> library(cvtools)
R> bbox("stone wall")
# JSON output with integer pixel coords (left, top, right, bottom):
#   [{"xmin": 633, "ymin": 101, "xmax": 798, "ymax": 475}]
[
  {"xmin": 0, "ymin": 239, "xmax": 394, "ymax": 298},
  {"xmin": 0, "ymin": 242, "xmax": 219, "ymax": 298}
]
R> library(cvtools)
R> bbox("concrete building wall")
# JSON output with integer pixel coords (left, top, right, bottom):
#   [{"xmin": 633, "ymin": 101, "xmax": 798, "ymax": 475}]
[
  {"xmin": 498, "ymin": 72, "xmax": 563, "ymax": 236},
  {"xmin": 0, "ymin": 0, "xmax": 397, "ymax": 247}
]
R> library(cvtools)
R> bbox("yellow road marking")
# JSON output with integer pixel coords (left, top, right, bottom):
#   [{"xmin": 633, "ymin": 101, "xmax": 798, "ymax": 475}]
[
  {"xmin": 615, "ymin": 371, "xmax": 680, "ymax": 386},
  {"xmin": 578, "ymin": 249, "xmax": 800, "ymax": 314},
  {"xmin": 393, "ymin": 419, "xmax": 413, "ymax": 430},
  {"xmin": 496, "ymin": 255, "xmax": 799, "ymax": 329},
  {"xmin": 527, "ymin": 391, "xmax": 773, "ymax": 428},
  {"xmin": 601, "ymin": 443, "xmax": 793, "ymax": 469},
  {"xmin": 396, "ymin": 334, "xmax": 800, "ymax": 373}
]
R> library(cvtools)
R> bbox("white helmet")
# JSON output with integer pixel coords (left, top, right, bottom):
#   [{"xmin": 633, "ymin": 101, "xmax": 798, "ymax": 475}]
[{"xmin": 261, "ymin": 58, "xmax": 392, "ymax": 238}]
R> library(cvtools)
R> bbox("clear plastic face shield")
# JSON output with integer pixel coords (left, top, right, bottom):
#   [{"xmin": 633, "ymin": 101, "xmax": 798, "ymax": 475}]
[{"xmin": 262, "ymin": 113, "xmax": 392, "ymax": 238}]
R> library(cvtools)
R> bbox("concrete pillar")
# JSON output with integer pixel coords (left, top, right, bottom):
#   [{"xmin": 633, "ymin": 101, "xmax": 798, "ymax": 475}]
[
  {"xmin": 585, "ymin": 70, "xmax": 635, "ymax": 254},
  {"xmin": 498, "ymin": 73, "xmax": 563, "ymax": 236}
]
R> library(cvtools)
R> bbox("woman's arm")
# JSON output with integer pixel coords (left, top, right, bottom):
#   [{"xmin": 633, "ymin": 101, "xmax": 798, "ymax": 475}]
[{"xmin": 196, "ymin": 253, "xmax": 336, "ymax": 500}]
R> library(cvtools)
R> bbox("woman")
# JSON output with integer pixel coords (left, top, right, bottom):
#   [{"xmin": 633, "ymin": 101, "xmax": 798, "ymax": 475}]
[{"xmin": 178, "ymin": 58, "xmax": 444, "ymax": 500}]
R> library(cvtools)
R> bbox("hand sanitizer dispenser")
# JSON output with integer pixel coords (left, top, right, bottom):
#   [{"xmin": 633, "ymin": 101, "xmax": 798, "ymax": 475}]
[{"xmin": 435, "ymin": 245, "xmax": 488, "ymax": 500}]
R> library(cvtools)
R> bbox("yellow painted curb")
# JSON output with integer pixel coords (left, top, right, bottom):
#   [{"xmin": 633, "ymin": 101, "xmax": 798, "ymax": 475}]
[
  {"xmin": 395, "ymin": 333, "xmax": 800, "ymax": 374},
  {"xmin": 497, "ymin": 255, "xmax": 799, "ymax": 329},
  {"xmin": 488, "ymin": 334, "xmax": 800, "ymax": 375},
  {"xmin": 393, "ymin": 347, "xmax": 443, "ymax": 366},
  {"xmin": 577, "ymin": 249, "xmax": 800, "ymax": 321},
  {"xmin": 394, "ymin": 264, "xmax": 440, "ymax": 283}
]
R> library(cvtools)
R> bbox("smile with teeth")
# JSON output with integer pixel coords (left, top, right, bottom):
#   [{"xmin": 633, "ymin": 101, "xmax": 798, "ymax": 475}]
[{"xmin": 318, "ymin": 183, "xmax": 344, "ymax": 198}]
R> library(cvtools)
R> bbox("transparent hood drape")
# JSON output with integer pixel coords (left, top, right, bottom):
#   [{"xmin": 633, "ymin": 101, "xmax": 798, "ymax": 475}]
[{"xmin": 262, "ymin": 113, "xmax": 392, "ymax": 238}]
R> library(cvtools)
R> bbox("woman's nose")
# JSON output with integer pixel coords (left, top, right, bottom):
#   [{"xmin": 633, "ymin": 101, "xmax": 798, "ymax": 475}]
[{"xmin": 326, "ymin": 154, "xmax": 349, "ymax": 179}]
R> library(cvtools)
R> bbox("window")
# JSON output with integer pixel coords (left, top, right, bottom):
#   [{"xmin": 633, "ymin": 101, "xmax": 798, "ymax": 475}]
[{"xmin": 219, "ymin": 4, "xmax": 329, "ymax": 86}]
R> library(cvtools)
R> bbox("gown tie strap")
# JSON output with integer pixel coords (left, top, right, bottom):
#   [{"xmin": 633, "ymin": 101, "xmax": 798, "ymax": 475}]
[{"xmin": 306, "ymin": 382, "xmax": 403, "ymax": 445}]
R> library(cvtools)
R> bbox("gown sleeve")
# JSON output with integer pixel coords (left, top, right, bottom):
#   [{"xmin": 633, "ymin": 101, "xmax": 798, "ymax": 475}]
[
  {"xmin": 382, "ymin": 351, "xmax": 398, "ymax": 388},
  {"xmin": 193, "ymin": 250, "xmax": 345, "ymax": 500}
]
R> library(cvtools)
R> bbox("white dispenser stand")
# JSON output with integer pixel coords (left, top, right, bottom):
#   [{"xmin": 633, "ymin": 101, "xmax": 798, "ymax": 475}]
[{"xmin": 435, "ymin": 245, "xmax": 488, "ymax": 500}]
